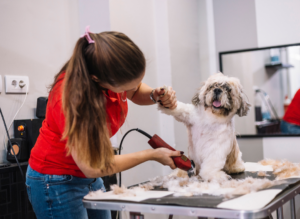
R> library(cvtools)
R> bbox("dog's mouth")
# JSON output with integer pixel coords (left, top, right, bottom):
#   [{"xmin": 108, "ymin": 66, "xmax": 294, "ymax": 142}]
[{"xmin": 212, "ymin": 100, "xmax": 222, "ymax": 109}]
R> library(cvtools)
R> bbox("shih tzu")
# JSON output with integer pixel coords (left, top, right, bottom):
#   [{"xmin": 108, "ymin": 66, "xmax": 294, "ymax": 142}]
[{"xmin": 159, "ymin": 73, "xmax": 251, "ymax": 182}]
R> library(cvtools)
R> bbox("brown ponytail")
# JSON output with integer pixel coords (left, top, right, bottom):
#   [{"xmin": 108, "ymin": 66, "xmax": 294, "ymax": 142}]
[{"xmin": 51, "ymin": 32, "xmax": 145, "ymax": 170}]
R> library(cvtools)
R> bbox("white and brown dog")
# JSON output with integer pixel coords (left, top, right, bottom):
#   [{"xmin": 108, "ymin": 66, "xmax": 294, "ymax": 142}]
[{"xmin": 159, "ymin": 73, "xmax": 251, "ymax": 182}]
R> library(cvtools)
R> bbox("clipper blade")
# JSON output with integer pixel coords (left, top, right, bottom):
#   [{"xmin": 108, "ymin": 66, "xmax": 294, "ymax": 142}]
[{"xmin": 187, "ymin": 160, "xmax": 196, "ymax": 178}]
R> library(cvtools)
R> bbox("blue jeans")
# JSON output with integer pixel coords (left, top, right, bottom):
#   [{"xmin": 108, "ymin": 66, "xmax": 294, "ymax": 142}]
[
  {"xmin": 26, "ymin": 165, "xmax": 111, "ymax": 219},
  {"xmin": 281, "ymin": 120, "xmax": 300, "ymax": 134}
]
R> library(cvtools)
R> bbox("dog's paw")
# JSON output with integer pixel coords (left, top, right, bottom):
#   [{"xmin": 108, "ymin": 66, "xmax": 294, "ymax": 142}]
[
  {"xmin": 157, "ymin": 103, "xmax": 172, "ymax": 114},
  {"xmin": 225, "ymin": 161, "xmax": 245, "ymax": 174},
  {"xmin": 200, "ymin": 170, "xmax": 231, "ymax": 182}
]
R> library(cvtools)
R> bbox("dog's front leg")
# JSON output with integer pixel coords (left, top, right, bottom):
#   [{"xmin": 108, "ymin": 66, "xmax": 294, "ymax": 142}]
[
  {"xmin": 158, "ymin": 101, "xmax": 195, "ymax": 126},
  {"xmin": 199, "ymin": 155, "xmax": 231, "ymax": 182},
  {"xmin": 224, "ymin": 138, "xmax": 245, "ymax": 174}
]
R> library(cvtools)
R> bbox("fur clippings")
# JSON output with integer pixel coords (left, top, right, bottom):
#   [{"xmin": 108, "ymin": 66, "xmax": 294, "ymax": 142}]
[
  {"xmin": 111, "ymin": 185, "xmax": 128, "ymax": 195},
  {"xmin": 259, "ymin": 159, "xmax": 300, "ymax": 179},
  {"xmin": 257, "ymin": 171, "xmax": 269, "ymax": 177},
  {"xmin": 138, "ymin": 183, "xmax": 154, "ymax": 191},
  {"xmin": 107, "ymin": 184, "xmax": 155, "ymax": 197},
  {"xmin": 88, "ymin": 189, "xmax": 104, "ymax": 197},
  {"xmin": 141, "ymin": 169, "xmax": 283, "ymax": 198}
]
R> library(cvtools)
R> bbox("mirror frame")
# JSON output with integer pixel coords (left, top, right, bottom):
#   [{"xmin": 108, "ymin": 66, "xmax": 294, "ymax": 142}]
[{"xmin": 219, "ymin": 42, "xmax": 300, "ymax": 138}]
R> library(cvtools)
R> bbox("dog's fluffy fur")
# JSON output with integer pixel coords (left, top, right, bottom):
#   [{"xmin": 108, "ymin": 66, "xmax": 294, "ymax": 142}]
[{"xmin": 159, "ymin": 73, "xmax": 251, "ymax": 182}]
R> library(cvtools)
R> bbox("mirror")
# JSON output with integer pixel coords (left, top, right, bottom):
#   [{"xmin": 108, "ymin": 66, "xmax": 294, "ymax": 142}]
[{"xmin": 220, "ymin": 44, "xmax": 300, "ymax": 136}]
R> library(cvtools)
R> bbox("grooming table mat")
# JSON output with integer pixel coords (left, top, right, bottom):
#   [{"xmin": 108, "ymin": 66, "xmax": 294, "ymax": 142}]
[{"xmin": 142, "ymin": 173, "xmax": 300, "ymax": 208}]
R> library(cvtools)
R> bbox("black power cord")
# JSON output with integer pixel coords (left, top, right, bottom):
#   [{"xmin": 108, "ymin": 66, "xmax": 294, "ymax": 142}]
[
  {"xmin": 0, "ymin": 108, "xmax": 25, "ymax": 180},
  {"xmin": 118, "ymin": 128, "xmax": 152, "ymax": 187},
  {"xmin": 117, "ymin": 129, "xmax": 175, "ymax": 219},
  {"xmin": 0, "ymin": 108, "xmax": 28, "ymax": 219}
]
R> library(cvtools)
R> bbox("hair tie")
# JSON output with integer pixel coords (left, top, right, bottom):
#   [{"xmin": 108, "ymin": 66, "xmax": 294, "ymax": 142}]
[{"xmin": 81, "ymin": 26, "xmax": 95, "ymax": 44}]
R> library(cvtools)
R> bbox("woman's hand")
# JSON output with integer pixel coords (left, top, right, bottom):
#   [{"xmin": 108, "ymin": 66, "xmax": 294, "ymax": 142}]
[
  {"xmin": 154, "ymin": 86, "xmax": 177, "ymax": 109},
  {"xmin": 152, "ymin": 148, "xmax": 182, "ymax": 169}
]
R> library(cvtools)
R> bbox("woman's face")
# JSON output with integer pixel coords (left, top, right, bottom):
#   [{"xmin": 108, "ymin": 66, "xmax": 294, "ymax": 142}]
[{"xmin": 92, "ymin": 71, "xmax": 145, "ymax": 93}]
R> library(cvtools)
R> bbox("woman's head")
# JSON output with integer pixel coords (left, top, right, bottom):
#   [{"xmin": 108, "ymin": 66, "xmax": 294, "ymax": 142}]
[
  {"xmin": 85, "ymin": 31, "xmax": 145, "ymax": 90},
  {"xmin": 54, "ymin": 30, "xmax": 146, "ymax": 171}
]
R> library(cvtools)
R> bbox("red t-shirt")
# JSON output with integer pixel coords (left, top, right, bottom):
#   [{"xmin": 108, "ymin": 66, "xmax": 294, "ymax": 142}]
[
  {"xmin": 29, "ymin": 73, "xmax": 128, "ymax": 178},
  {"xmin": 283, "ymin": 89, "xmax": 300, "ymax": 126}
]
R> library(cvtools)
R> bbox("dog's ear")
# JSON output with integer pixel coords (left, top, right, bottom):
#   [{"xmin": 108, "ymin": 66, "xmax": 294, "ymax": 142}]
[
  {"xmin": 236, "ymin": 91, "xmax": 251, "ymax": 117},
  {"xmin": 192, "ymin": 92, "xmax": 200, "ymax": 106},
  {"xmin": 192, "ymin": 82, "xmax": 205, "ymax": 106}
]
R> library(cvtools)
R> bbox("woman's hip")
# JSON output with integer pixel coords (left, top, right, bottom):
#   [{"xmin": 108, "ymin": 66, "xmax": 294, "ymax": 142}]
[{"xmin": 26, "ymin": 165, "xmax": 110, "ymax": 219}]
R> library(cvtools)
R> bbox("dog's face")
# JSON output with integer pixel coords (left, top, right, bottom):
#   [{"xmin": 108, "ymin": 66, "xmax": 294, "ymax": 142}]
[{"xmin": 192, "ymin": 73, "xmax": 250, "ymax": 117}]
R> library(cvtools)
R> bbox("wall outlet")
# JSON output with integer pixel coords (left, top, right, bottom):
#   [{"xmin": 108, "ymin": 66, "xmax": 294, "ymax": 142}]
[
  {"xmin": 0, "ymin": 75, "xmax": 2, "ymax": 93},
  {"xmin": 5, "ymin": 75, "xmax": 29, "ymax": 94}
]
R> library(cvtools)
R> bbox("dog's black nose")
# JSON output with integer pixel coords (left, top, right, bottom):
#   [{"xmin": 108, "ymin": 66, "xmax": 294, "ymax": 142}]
[{"xmin": 214, "ymin": 88, "xmax": 222, "ymax": 95}]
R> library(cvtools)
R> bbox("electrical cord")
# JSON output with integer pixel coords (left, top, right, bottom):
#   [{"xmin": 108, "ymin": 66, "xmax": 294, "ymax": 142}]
[
  {"xmin": 2, "ymin": 82, "xmax": 29, "ymax": 151},
  {"xmin": 1, "ymin": 107, "xmax": 28, "ymax": 219},
  {"xmin": 0, "ymin": 108, "xmax": 25, "ymax": 180},
  {"xmin": 116, "ymin": 128, "xmax": 153, "ymax": 219},
  {"xmin": 0, "ymin": 82, "xmax": 29, "ymax": 219},
  {"xmin": 118, "ymin": 128, "xmax": 152, "ymax": 187}
]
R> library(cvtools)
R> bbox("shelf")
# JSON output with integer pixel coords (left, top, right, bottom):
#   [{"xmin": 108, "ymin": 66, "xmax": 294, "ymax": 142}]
[{"xmin": 265, "ymin": 63, "xmax": 294, "ymax": 69}]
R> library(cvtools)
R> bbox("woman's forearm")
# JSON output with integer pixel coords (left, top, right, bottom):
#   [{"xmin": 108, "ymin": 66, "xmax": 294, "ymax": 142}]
[
  {"xmin": 127, "ymin": 83, "xmax": 177, "ymax": 109},
  {"xmin": 72, "ymin": 149, "xmax": 155, "ymax": 178},
  {"xmin": 128, "ymin": 83, "xmax": 157, "ymax": 105}
]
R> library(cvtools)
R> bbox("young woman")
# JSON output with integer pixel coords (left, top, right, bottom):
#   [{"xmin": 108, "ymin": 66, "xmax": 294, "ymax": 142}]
[
  {"xmin": 25, "ymin": 27, "xmax": 180, "ymax": 219},
  {"xmin": 281, "ymin": 88, "xmax": 300, "ymax": 134}
]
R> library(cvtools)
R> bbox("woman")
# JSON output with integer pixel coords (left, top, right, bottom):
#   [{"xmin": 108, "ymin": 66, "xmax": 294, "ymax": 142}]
[
  {"xmin": 281, "ymin": 88, "xmax": 300, "ymax": 134},
  {"xmin": 26, "ymin": 27, "xmax": 180, "ymax": 219}
]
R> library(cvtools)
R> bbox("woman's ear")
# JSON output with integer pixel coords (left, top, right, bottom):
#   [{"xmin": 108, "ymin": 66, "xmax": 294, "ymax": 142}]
[{"xmin": 91, "ymin": 75, "xmax": 100, "ymax": 82}]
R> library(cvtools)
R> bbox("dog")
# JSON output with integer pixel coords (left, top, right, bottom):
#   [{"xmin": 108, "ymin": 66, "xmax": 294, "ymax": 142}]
[{"xmin": 159, "ymin": 73, "xmax": 251, "ymax": 182}]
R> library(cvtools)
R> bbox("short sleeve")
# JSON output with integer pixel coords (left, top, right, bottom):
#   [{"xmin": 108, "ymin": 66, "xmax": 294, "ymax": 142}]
[{"xmin": 51, "ymin": 99, "xmax": 66, "ymax": 135}]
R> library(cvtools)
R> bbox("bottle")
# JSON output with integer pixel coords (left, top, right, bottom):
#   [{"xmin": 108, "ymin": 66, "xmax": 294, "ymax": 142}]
[
  {"xmin": 284, "ymin": 95, "xmax": 291, "ymax": 114},
  {"xmin": 255, "ymin": 91, "xmax": 263, "ymax": 121},
  {"xmin": 270, "ymin": 48, "xmax": 280, "ymax": 65}
]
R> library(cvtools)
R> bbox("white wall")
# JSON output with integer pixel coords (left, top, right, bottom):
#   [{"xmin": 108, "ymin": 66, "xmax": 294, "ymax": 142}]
[
  {"xmin": 78, "ymin": 0, "xmax": 110, "ymax": 33},
  {"xmin": 198, "ymin": 0, "xmax": 217, "ymax": 80},
  {"xmin": 255, "ymin": 0, "xmax": 300, "ymax": 48},
  {"xmin": 0, "ymin": 0, "xmax": 80, "ymax": 151},
  {"xmin": 213, "ymin": 0, "xmax": 258, "ymax": 53}
]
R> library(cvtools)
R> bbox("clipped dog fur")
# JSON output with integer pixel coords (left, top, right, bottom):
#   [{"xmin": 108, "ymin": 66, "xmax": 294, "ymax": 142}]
[
  {"xmin": 111, "ymin": 184, "xmax": 128, "ymax": 195},
  {"xmin": 91, "ymin": 161, "xmax": 299, "ymax": 199},
  {"xmin": 142, "ymin": 169, "xmax": 283, "ymax": 198},
  {"xmin": 159, "ymin": 73, "xmax": 251, "ymax": 182},
  {"xmin": 105, "ymin": 183, "xmax": 154, "ymax": 197},
  {"xmin": 257, "ymin": 171, "xmax": 269, "ymax": 177},
  {"xmin": 87, "ymin": 189, "xmax": 104, "ymax": 197},
  {"xmin": 259, "ymin": 159, "xmax": 300, "ymax": 179}
]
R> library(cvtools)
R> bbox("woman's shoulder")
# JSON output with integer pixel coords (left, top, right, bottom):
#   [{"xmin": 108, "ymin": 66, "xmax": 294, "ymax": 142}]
[{"xmin": 48, "ymin": 73, "xmax": 65, "ymax": 106}]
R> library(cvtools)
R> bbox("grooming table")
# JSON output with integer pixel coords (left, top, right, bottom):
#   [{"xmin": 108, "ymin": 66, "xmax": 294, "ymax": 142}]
[{"xmin": 83, "ymin": 172, "xmax": 300, "ymax": 219}]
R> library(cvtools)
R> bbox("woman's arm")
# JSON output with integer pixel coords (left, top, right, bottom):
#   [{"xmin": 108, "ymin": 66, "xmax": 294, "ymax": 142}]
[
  {"xmin": 72, "ymin": 148, "xmax": 181, "ymax": 178},
  {"xmin": 127, "ymin": 82, "xmax": 177, "ymax": 109}
]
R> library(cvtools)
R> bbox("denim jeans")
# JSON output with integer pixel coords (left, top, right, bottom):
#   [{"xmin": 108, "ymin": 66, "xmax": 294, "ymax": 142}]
[
  {"xmin": 280, "ymin": 120, "xmax": 300, "ymax": 134},
  {"xmin": 26, "ymin": 165, "xmax": 111, "ymax": 219}
]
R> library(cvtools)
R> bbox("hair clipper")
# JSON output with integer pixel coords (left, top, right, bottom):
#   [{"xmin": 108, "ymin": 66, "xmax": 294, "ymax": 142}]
[{"xmin": 136, "ymin": 129, "xmax": 196, "ymax": 177}]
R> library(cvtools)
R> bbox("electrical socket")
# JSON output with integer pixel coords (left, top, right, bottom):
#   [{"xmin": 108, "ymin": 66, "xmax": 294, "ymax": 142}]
[
  {"xmin": 0, "ymin": 75, "xmax": 2, "ymax": 93},
  {"xmin": 5, "ymin": 75, "xmax": 29, "ymax": 94}
]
